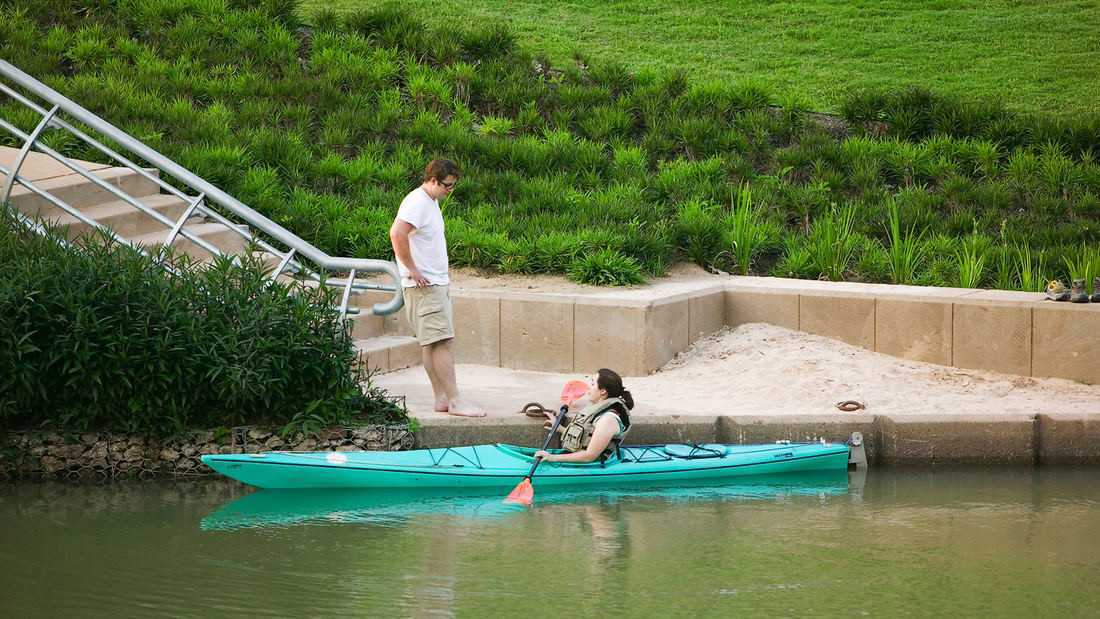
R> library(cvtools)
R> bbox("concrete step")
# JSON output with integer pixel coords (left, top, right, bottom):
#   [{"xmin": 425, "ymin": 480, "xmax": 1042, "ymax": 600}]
[
  {"xmin": 346, "ymin": 288, "xmax": 411, "ymax": 336},
  {"xmin": 1, "ymin": 145, "xmax": 113, "ymax": 182},
  {"xmin": 355, "ymin": 335, "xmax": 421, "ymax": 374},
  {"xmin": 52, "ymin": 194, "xmax": 198, "ymax": 240},
  {"xmin": 9, "ymin": 166, "xmax": 162, "ymax": 218},
  {"xmin": 130, "ymin": 221, "xmax": 249, "ymax": 262},
  {"xmin": 350, "ymin": 311, "xmax": 384, "ymax": 338}
]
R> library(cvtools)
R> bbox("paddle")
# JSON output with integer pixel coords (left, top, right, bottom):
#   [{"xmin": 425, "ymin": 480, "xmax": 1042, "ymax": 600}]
[{"xmin": 504, "ymin": 379, "xmax": 588, "ymax": 506}]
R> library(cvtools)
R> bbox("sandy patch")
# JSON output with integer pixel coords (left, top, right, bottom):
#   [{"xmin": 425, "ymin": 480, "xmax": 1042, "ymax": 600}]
[{"xmin": 630, "ymin": 323, "xmax": 1100, "ymax": 416}]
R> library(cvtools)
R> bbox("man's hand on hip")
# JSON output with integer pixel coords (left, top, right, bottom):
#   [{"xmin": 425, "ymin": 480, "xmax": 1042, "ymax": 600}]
[{"xmin": 408, "ymin": 267, "xmax": 429, "ymax": 287}]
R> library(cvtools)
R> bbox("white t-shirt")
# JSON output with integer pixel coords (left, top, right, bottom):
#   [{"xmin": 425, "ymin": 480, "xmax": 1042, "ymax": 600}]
[{"xmin": 395, "ymin": 187, "xmax": 449, "ymax": 287}]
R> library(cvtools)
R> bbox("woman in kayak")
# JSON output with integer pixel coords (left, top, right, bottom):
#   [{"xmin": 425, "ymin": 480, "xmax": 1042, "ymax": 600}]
[{"xmin": 534, "ymin": 368, "xmax": 633, "ymax": 464}]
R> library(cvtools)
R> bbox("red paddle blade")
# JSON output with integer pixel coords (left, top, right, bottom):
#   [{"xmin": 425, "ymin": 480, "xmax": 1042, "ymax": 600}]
[
  {"xmin": 504, "ymin": 478, "xmax": 534, "ymax": 505},
  {"xmin": 560, "ymin": 379, "xmax": 588, "ymax": 405}
]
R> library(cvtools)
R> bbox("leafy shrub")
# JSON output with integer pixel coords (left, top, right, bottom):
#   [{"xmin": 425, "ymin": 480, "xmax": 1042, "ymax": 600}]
[
  {"xmin": 771, "ymin": 236, "xmax": 817, "ymax": 279},
  {"xmin": 673, "ymin": 199, "xmax": 723, "ymax": 268},
  {"xmin": 0, "ymin": 209, "xmax": 403, "ymax": 435},
  {"xmin": 567, "ymin": 248, "xmax": 644, "ymax": 286}
]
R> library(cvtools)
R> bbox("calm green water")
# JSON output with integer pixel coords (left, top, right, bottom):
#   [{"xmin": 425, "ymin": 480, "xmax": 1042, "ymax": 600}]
[{"xmin": 2, "ymin": 468, "xmax": 1098, "ymax": 617}]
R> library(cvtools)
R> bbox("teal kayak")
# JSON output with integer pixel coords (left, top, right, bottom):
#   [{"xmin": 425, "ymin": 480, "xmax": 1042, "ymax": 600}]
[{"xmin": 201, "ymin": 441, "xmax": 851, "ymax": 490}]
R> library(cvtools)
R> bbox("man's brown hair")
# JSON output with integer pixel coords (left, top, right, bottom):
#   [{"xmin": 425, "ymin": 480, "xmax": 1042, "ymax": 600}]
[{"xmin": 423, "ymin": 159, "xmax": 460, "ymax": 182}]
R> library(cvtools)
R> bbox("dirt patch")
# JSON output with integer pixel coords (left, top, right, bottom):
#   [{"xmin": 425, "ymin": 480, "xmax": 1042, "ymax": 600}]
[{"xmin": 447, "ymin": 262, "xmax": 719, "ymax": 294}]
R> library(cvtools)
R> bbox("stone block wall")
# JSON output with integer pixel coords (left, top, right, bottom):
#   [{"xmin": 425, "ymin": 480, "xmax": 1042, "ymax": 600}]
[{"xmin": 1, "ymin": 425, "xmax": 414, "ymax": 481}]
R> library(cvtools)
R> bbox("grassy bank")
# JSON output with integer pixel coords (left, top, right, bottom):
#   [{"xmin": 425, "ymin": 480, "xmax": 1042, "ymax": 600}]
[
  {"xmin": 304, "ymin": 0, "xmax": 1100, "ymax": 117},
  {"xmin": 1, "ymin": 0, "xmax": 1098, "ymax": 292}
]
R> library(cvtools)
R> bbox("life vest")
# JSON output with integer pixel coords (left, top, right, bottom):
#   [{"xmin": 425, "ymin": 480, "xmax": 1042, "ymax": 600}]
[{"xmin": 560, "ymin": 397, "xmax": 629, "ymax": 459}]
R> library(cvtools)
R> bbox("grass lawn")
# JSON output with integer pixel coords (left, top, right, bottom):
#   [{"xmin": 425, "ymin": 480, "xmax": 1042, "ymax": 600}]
[{"xmin": 303, "ymin": 0, "xmax": 1100, "ymax": 117}]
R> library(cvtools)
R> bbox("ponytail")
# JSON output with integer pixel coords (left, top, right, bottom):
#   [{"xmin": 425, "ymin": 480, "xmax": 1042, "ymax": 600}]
[
  {"xmin": 597, "ymin": 368, "xmax": 633, "ymax": 428},
  {"xmin": 620, "ymin": 389, "xmax": 634, "ymax": 411},
  {"xmin": 616, "ymin": 389, "xmax": 633, "ymax": 429}
]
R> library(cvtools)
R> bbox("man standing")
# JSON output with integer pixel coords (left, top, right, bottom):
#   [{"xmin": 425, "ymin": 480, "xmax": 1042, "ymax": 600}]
[{"xmin": 389, "ymin": 159, "xmax": 482, "ymax": 417}]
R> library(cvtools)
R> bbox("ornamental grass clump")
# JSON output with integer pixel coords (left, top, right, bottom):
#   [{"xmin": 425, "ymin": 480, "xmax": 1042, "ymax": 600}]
[
  {"xmin": 723, "ymin": 183, "xmax": 773, "ymax": 276},
  {"xmin": 884, "ymin": 199, "xmax": 926, "ymax": 285},
  {"xmin": 1014, "ymin": 243, "xmax": 1046, "ymax": 293},
  {"xmin": 806, "ymin": 205, "xmax": 858, "ymax": 281},
  {"xmin": 955, "ymin": 231, "xmax": 991, "ymax": 289}
]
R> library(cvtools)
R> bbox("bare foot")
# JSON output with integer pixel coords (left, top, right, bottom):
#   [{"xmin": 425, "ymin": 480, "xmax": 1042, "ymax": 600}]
[
  {"xmin": 444, "ymin": 400, "xmax": 485, "ymax": 417},
  {"xmin": 434, "ymin": 398, "xmax": 449, "ymax": 413}
]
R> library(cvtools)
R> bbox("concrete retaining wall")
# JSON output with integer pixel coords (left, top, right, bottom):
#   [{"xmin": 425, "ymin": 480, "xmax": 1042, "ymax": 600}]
[
  {"xmin": 393, "ymin": 276, "xmax": 1100, "ymax": 384},
  {"xmin": 725, "ymin": 279, "xmax": 1100, "ymax": 385},
  {"xmin": 415, "ymin": 413, "xmax": 1100, "ymax": 466}
]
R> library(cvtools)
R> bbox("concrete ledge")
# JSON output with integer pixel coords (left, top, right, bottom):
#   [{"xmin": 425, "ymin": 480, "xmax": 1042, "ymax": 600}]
[
  {"xmin": 688, "ymin": 287, "xmax": 726, "ymax": 341},
  {"xmin": 414, "ymin": 417, "xmax": 551, "ymax": 448},
  {"xmin": 356, "ymin": 336, "xmax": 420, "ymax": 373},
  {"xmin": 620, "ymin": 415, "xmax": 720, "ymax": 445},
  {"xmin": 1037, "ymin": 413, "xmax": 1100, "ymax": 464},
  {"xmin": 415, "ymin": 415, "xmax": 723, "ymax": 449},
  {"xmin": 876, "ymin": 414, "xmax": 1036, "ymax": 466},
  {"xmin": 413, "ymin": 413, "xmax": 1089, "ymax": 464},
  {"xmin": 718, "ymin": 415, "xmax": 878, "ymax": 462},
  {"xmin": 10, "ymin": 167, "xmax": 160, "ymax": 217}
]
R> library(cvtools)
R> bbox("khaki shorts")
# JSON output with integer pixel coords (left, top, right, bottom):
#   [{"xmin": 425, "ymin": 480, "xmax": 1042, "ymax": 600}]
[{"xmin": 403, "ymin": 285, "xmax": 454, "ymax": 346}]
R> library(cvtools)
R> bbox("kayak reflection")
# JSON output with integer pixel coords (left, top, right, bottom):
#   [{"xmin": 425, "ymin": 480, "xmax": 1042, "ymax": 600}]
[{"xmin": 201, "ymin": 470, "xmax": 861, "ymax": 531}]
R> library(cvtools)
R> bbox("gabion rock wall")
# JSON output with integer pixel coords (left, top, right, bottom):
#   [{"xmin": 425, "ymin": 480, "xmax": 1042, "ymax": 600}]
[{"xmin": 0, "ymin": 424, "xmax": 415, "ymax": 481}]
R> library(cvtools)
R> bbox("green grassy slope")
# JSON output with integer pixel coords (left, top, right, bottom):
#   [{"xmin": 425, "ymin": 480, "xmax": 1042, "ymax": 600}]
[{"xmin": 305, "ymin": 0, "xmax": 1100, "ymax": 116}]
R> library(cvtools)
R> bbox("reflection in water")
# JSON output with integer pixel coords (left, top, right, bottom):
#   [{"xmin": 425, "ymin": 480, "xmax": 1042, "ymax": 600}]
[
  {"xmin": 198, "ymin": 472, "xmax": 852, "ymax": 618},
  {"xmin": 199, "ymin": 470, "xmax": 852, "ymax": 531},
  {"xmin": 2, "ymin": 468, "xmax": 1099, "ymax": 618}
]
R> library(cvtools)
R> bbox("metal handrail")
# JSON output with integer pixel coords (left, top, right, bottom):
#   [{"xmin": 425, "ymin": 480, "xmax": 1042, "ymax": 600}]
[
  {"xmin": 0, "ymin": 59, "xmax": 403, "ymax": 316},
  {"xmin": 0, "ymin": 119, "xmax": 229, "ymax": 258}
]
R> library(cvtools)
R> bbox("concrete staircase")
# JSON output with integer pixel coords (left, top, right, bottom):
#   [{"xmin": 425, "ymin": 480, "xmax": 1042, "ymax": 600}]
[{"xmin": 2, "ymin": 146, "xmax": 418, "ymax": 373}]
